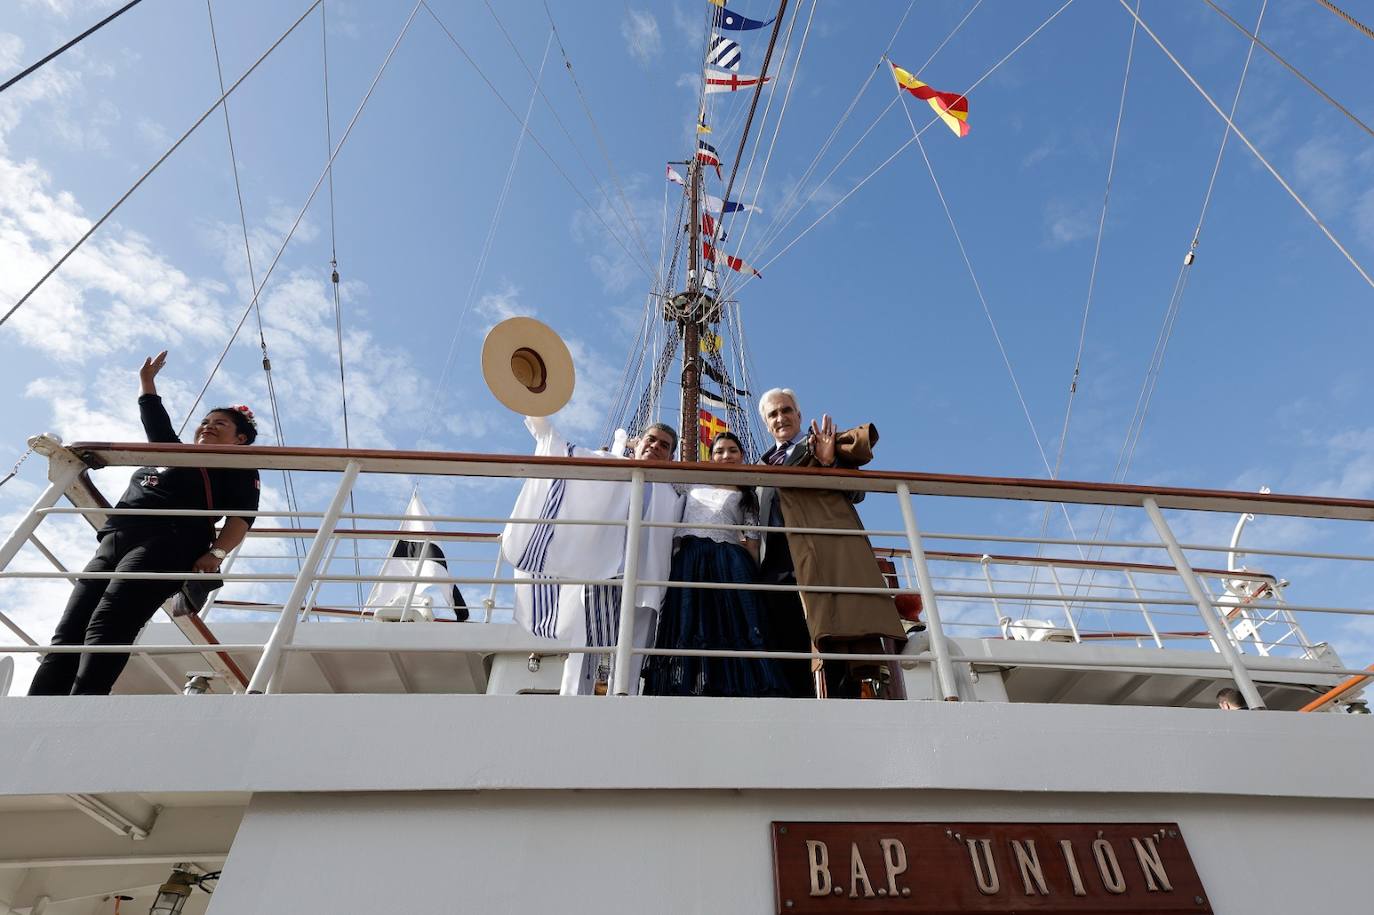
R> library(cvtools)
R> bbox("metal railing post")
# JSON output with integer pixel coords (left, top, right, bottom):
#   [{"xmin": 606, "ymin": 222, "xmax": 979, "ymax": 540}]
[
  {"xmin": 0, "ymin": 459, "xmax": 84, "ymax": 644},
  {"xmin": 198, "ymin": 541, "xmax": 243, "ymax": 624},
  {"xmin": 484, "ymin": 554, "xmax": 503, "ymax": 623},
  {"xmin": 1123, "ymin": 569, "xmax": 1164, "ymax": 648},
  {"xmin": 977, "ymin": 555, "xmax": 1008, "ymax": 637},
  {"xmin": 1045, "ymin": 565, "xmax": 1082, "ymax": 642},
  {"xmin": 247, "ymin": 461, "xmax": 361, "ymax": 694},
  {"xmin": 1143, "ymin": 497, "xmax": 1267, "ymax": 710},
  {"xmin": 611, "ymin": 468, "xmax": 646, "ymax": 697},
  {"xmin": 896, "ymin": 483, "xmax": 960, "ymax": 701}
]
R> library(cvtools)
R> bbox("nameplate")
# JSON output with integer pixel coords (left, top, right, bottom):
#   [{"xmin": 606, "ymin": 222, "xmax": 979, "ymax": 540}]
[{"xmin": 772, "ymin": 822, "xmax": 1210, "ymax": 913}]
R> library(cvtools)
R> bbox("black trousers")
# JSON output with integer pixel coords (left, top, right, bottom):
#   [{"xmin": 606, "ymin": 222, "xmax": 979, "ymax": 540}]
[
  {"xmin": 28, "ymin": 528, "xmax": 203, "ymax": 696},
  {"xmin": 759, "ymin": 531, "xmax": 816, "ymax": 698}
]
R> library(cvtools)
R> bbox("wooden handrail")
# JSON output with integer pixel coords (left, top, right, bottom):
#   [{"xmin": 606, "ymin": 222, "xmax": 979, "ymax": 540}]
[
  {"xmin": 1300, "ymin": 663, "xmax": 1374, "ymax": 712},
  {"xmin": 59, "ymin": 439, "xmax": 1374, "ymax": 521}
]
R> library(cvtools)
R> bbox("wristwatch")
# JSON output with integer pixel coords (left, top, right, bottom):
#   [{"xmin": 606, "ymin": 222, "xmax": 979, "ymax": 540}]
[{"xmin": 209, "ymin": 547, "xmax": 228, "ymax": 561}]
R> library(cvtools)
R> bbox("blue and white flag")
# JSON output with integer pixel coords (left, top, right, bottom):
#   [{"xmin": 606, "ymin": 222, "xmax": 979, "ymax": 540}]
[
  {"xmin": 702, "ymin": 192, "xmax": 761, "ymax": 215},
  {"xmin": 707, "ymin": 33, "xmax": 741, "ymax": 71},
  {"xmin": 713, "ymin": 3, "xmax": 774, "ymax": 31}
]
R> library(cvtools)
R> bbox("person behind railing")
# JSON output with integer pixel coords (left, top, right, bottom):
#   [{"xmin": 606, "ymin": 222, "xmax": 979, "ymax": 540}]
[
  {"xmin": 1217, "ymin": 686, "xmax": 1249, "ymax": 710},
  {"xmin": 756, "ymin": 388, "xmax": 907, "ymax": 700},
  {"xmin": 642, "ymin": 432, "xmax": 792, "ymax": 697},
  {"xmin": 28, "ymin": 350, "xmax": 261, "ymax": 696},
  {"xmin": 502, "ymin": 417, "xmax": 683, "ymax": 695}
]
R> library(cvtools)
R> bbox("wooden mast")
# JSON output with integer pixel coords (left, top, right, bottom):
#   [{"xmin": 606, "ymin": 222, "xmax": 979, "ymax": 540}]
[{"xmin": 679, "ymin": 158, "xmax": 704, "ymax": 462}]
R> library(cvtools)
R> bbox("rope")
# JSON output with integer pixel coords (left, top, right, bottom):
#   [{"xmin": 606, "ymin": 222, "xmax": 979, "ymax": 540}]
[
  {"xmin": 537, "ymin": 1, "xmax": 659, "ymax": 282},
  {"xmin": 746, "ymin": 0, "xmax": 920, "ymax": 261},
  {"xmin": 0, "ymin": 0, "xmax": 325, "ymax": 331},
  {"xmin": 899, "ymin": 97, "xmax": 1084, "ymax": 555},
  {"xmin": 201, "ymin": 0, "xmax": 306, "ymax": 562},
  {"xmin": 0, "ymin": 0, "xmax": 146, "ymax": 95},
  {"xmin": 718, "ymin": 0, "xmax": 819, "ymax": 302},
  {"xmin": 181, "ymin": 0, "xmax": 423, "ymax": 426},
  {"xmin": 1201, "ymin": 0, "xmax": 1374, "ymax": 141},
  {"xmin": 1025, "ymin": 0, "xmax": 1141, "ymax": 615},
  {"xmin": 703, "ymin": 0, "xmax": 792, "ymax": 275},
  {"xmin": 746, "ymin": 0, "xmax": 986, "ymax": 265},
  {"xmin": 1070, "ymin": 0, "xmax": 1271, "ymax": 606},
  {"xmin": 1118, "ymin": 0, "xmax": 1374, "ymax": 291},
  {"xmin": 320, "ymin": 0, "xmax": 363, "ymax": 610},
  {"xmin": 483, "ymin": 1, "xmax": 658, "ymax": 279},
  {"xmin": 740, "ymin": 0, "xmax": 1079, "ymax": 286},
  {"xmin": 1314, "ymin": 0, "xmax": 1374, "ymax": 41},
  {"xmin": 421, "ymin": 2, "xmax": 656, "ymax": 284},
  {"xmin": 417, "ymin": 32, "xmax": 555, "ymax": 448},
  {"xmin": 1051, "ymin": 0, "xmax": 1139, "ymax": 482}
]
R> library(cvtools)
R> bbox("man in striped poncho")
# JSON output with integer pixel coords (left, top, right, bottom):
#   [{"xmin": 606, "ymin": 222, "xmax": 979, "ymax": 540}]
[{"xmin": 502, "ymin": 417, "xmax": 683, "ymax": 695}]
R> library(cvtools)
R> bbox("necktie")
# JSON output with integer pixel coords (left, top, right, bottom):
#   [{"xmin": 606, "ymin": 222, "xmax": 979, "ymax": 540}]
[{"xmin": 766, "ymin": 445, "xmax": 789, "ymax": 466}]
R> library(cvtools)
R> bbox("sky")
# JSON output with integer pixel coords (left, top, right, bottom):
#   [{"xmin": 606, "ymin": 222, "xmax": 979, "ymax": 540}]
[{"xmin": 2, "ymin": 0, "xmax": 1374, "ymax": 695}]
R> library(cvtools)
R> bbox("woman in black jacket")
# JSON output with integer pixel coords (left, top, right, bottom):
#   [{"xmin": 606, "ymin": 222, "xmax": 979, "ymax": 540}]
[{"xmin": 28, "ymin": 350, "xmax": 262, "ymax": 695}]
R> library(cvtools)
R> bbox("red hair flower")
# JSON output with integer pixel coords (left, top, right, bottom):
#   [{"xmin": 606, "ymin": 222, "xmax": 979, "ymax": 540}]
[{"xmin": 231, "ymin": 404, "xmax": 258, "ymax": 428}]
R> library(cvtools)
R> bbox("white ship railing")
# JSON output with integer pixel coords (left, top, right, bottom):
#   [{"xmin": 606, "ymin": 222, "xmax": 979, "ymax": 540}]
[{"xmin": 3, "ymin": 435, "xmax": 1374, "ymax": 709}]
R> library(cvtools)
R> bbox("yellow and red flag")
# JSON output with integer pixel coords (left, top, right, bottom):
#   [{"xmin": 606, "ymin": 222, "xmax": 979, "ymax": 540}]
[
  {"xmin": 698, "ymin": 409, "xmax": 730, "ymax": 460},
  {"xmin": 889, "ymin": 61, "xmax": 969, "ymax": 138}
]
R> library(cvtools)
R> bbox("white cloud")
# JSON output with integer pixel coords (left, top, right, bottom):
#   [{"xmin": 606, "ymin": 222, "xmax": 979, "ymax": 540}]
[
  {"xmin": 135, "ymin": 116, "xmax": 169, "ymax": 147},
  {"xmin": 620, "ymin": 9, "xmax": 662, "ymax": 66},
  {"xmin": 0, "ymin": 32, "xmax": 22, "ymax": 71},
  {"xmin": 1045, "ymin": 200, "xmax": 1095, "ymax": 247},
  {"xmin": 570, "ymin": 174, "xmax": 660, "ymax": 295},
  {"xmin": 1353, "ymin": 187, "xmax": 1374, "ymax": 253},
  {"xmin": 1291, "ymin": 136, "xmax": 1347, "ymax": 215}
]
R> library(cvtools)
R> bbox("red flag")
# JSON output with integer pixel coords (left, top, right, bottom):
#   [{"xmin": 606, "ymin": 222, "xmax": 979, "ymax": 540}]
[{"xmin": 701, "ymin": 212, "xmax": 727, "ymax": 241}]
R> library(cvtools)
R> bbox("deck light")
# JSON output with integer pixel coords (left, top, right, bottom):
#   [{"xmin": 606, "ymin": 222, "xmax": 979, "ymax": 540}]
[{"xmin": 148, "ymin": 869, "xmax": 195, "ymax": 915}]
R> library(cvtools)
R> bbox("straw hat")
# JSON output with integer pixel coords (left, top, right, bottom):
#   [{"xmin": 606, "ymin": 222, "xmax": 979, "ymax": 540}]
[{"xmin": 480, "ymin": 316, "xmax": 575, "ymax": 416}]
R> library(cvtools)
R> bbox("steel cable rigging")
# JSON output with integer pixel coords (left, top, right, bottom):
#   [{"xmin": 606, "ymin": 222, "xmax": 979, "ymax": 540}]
[
  {"xmin": 200, "ymin": 0, "xmax": 307, "ymax": 563},
  {"xmin": 0, "ymin": 0, "xmax": 326, "ymax": 332}
]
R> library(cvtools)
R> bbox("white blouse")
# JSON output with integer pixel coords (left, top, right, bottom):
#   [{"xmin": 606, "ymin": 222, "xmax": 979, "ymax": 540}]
[{"xmin": 676, "ymin": 484, "xmax": 760, "ymax": 544}]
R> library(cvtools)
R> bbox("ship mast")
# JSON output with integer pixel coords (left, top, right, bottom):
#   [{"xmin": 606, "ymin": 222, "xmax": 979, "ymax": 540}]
[{"xmin": 678, "ymin": 157, "xmax": 707, "ymax": 462}]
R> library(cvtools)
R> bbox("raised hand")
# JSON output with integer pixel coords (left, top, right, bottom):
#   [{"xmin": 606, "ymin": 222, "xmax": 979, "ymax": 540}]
[
  {"xmin": 139, "ymin": 350, "xmax": 168, "ymax": 395},
  {"xmin": 810, "ymin": 413, "xmax": 836, "ymax": 466}
]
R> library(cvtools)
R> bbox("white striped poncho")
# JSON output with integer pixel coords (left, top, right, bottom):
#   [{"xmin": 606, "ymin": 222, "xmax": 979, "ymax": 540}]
[{"xmin": 502, "ymin": 416, "xmax": 683, "ymax": 695}]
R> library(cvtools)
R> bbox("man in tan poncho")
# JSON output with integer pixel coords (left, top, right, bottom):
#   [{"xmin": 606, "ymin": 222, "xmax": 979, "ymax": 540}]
[{"xmin": 756, "ymin": 387, "xmax": 907, "ymax": 699}]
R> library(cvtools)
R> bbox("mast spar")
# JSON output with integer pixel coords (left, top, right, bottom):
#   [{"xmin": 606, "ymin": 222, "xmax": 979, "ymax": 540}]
[{"xmin": 676, "ymin": 157, "xmax": 712, "ymax": 462}]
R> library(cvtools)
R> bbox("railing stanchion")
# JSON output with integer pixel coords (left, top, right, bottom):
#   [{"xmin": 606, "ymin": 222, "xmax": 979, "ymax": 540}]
[
  {"xmin": 484, "ymin": 554, "xmax": 503, "ymax": 623},
  {"xmin": 1123, "ymin": 569, "xmax": 1164, "ymax": 648},
  {"xmin": 611, "ymin": 468, "xmax": 646, "ymax": 697},
  {"xmin": 0, "ymin": 458, "xmax": 84, "ymax": 645},
  {"xmin": 896, "ymin": 483, "xmax": 960, "ymax": 701},
  {"xmin": 1045, "ymin": 564, "xmax": 1082, "ymax": 643},
  {"xmin": 248, "ymin": 460, "xmax": 361, "ymax": 694},
  {"xmin": 1143, "ymin": 497, "xmax": 1267, "ymax": 710}
]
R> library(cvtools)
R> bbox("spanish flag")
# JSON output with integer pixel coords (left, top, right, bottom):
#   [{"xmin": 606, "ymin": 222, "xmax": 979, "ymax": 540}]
[
  {"xmin": 889, "ymin": 61, "xmax": 969, "ymax": 138},
  {"xmin": 698, "ymin": 409, "xmax": 730, "ymax": 460}
]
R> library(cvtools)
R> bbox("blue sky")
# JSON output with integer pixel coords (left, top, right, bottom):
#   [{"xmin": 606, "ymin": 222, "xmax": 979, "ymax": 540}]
[{"xmin": 2, "ymin": 0, "xmax": 1373, "ymax": 693}]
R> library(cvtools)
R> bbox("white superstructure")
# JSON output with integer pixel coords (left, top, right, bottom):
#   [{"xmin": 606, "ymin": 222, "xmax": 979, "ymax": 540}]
[{"xmin": 2, "ymin": 436, "xmax": 1372, "ymax": 913}]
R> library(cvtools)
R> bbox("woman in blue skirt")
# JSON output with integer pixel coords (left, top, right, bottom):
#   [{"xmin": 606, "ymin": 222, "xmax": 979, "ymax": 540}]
[{"xmin": 642, "ymin": 432, "xmax": 791, "ymax": 697}]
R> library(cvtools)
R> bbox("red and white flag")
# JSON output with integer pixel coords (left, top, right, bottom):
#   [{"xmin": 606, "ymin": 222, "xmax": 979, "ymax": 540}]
[
  {"xmin": 704, "ymin": 69, "xmax": 770, "ymax": 94},
  {"xmin": 701, "ymin": 212, "xmax": 727, "ymax": 242},
  {"xmin": 703, "ymin": 242, "xmax": 761, "ymax": 279},
  {"xmin": 666, "ymin": 165, "xmax": 687, "ymax": 187}
]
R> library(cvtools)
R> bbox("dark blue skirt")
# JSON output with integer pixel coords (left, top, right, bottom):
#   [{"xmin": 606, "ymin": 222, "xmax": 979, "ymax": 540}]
[{"xmin": 642, "ymin": 535, "xmax": 792, "ymax": 697}]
